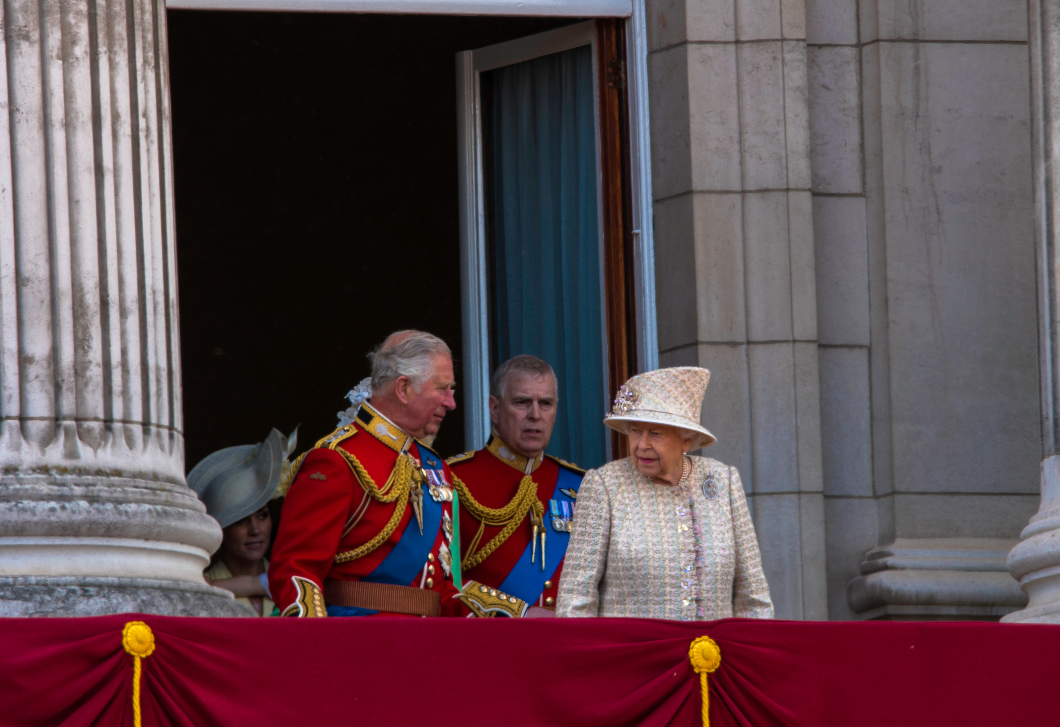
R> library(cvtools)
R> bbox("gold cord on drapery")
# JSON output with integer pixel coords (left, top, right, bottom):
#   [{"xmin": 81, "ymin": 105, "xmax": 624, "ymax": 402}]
[
  {"xmin": 122, "ymin": 621, "xmax": 156, "ymax": 727},
  {"xmin": 689, "ymin": 636, "xmax": 721, "ymax": 727}
]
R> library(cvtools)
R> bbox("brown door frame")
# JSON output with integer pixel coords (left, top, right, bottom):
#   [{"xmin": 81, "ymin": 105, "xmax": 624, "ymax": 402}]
[{"xmin": 596, "ymin": 18, "xmax": 638, "ymax": 460}]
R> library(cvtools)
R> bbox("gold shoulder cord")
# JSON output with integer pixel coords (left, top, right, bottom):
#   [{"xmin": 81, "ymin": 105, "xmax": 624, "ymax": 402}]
[
  {"xmin": 332, "ymin": 450, "xmax": 424, "ymax": 564},
  {"xmin": 277, "ymin": 452, "xmax": 308, "ymax": 497},
  {"xmin": 451, "ymin": 473, "xmax": 544, "ymax": 570}
]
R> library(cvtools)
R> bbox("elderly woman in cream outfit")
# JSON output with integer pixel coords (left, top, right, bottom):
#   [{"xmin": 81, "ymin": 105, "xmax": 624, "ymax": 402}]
[{"xmin": 556, "ymin": 367, "xmax": 773, "ymax": 621}]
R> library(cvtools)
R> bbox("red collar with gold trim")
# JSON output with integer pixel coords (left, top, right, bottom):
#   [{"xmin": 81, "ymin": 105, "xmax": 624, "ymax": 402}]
[{"xmin": 485, "ymin": 433, "xmax": 543, "ymax": 475}]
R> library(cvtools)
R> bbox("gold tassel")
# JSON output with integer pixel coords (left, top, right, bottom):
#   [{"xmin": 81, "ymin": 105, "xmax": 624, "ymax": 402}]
[
  {"xmin": 530, "ymin": 501, "xmax": 544, "ymax": 566},
  {"xmin": 689, "ymin": 636, "xmax": 721, "ymax": 727},
  {"xmin": 409, "ymin": 463, "xmax": 425, "ymax": 535},
  {"xmin": 540, "ymin": 520, "xmax": 546, "ymax": 572},
  {"xmin": 123, "ymin": 621, "xmax": 156, "ymax": 727}
]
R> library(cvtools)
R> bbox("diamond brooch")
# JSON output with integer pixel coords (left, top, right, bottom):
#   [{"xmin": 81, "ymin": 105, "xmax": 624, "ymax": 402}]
[
  {"xmin": 702, "ymin": 475, "xmax": 718, "ymax": 500},
  {"xmin": 611, "ymin": 384, "xmax": 640, "ymax": 416}
]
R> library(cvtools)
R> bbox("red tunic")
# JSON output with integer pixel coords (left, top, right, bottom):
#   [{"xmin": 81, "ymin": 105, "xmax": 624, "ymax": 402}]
[
  {"xmin": 269, "ymin": 403, "xmax": 461, "ymax": 617},
  {"xmin": 448, "ymin": 434, "xmax": 583, "ymax": 608}
]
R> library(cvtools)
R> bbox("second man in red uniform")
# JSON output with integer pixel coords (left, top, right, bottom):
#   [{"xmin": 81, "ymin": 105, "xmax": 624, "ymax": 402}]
[{"xmin": 448, "ymin": 355, "xmax": 585, "ymax": 610}]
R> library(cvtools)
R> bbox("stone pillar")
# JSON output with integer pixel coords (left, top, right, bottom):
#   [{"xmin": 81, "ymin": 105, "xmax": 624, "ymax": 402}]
[
  {"xmin": 831, "ymin": 0, "xmax": 1038, "ymax": 620},
  {"xmin": 1005, "ymin": 0, "xmax": 1060, "ymax": 624},
  {"xmin": 646, "ymin": 0, "xmax": 828, "ymax": 620},
  {"xmin": 0, "ymin": 0, "xmax": 242, "ymax": 615}
]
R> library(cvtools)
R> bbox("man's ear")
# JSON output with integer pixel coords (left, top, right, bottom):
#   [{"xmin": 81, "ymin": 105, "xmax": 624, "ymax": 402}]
[
  {"xmin": 394, "ymin": 376, "xmax": 413, "ymax": 405},
  {"xmin": 488, "ymin": 395, "xmax": 500, "ymax": 426}
]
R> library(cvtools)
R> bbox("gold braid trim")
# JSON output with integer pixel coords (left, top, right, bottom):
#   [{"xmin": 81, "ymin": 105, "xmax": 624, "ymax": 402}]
[
  {"xmin": 277, "ymin": 452, "xmax": 308, "ymax": 497},
  {"xmin": 451, "ymin": 473, "xmax": 544, "ymax": 570},
  {"xmin": 332, "ymin": 450, "xmax": 422, "ymax": 564}
]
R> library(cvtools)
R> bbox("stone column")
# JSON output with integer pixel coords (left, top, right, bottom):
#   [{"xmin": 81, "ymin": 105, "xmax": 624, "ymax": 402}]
[
  {"xmin": 1005, "ymin": 0, "xmax": 1060, "ymax": 624},
  {"xmin": 0, "ymin": 0, "xmax": 242, "ymax": 615},
  {"xmin": 646, "ymin": 0, "xmax": 828, "ymax": 620},
  {"xmin": 838, "ymin": 0, "xmax": 1037, "ymax": 621}
]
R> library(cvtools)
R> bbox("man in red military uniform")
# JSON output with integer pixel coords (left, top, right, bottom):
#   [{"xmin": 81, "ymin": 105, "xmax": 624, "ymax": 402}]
[
  {"xmin": 448, "ymin": 355, "xmax": 585, "ymax": 610},
  {"xmin": 269, "ymin": 331, "xmax": 529, "ymax": 618}
]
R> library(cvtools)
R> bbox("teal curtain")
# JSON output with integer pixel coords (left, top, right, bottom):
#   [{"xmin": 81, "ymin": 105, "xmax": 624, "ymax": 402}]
[{"xmin": 488, "ymin": 44, "xmax": 606, "ymax": 469}]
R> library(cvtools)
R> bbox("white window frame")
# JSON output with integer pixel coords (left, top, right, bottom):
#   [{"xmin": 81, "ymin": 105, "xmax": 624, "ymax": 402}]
[
  {"xmin": 456, "ymin": 21, "xmax": 607, "ymax": 453},
  {"xmin": 456, "ymin": 15, "xmax": 657, "ymax": 451},
  {"xmin": 163, "ymin": 0, "xmax": 659, "ymax": 451},
  {"xmin": 167, "ymin": 0, "xmax": 630, "ymax": 13}
]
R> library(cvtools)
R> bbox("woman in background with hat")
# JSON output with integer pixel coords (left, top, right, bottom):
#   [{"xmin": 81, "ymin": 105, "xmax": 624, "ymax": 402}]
[
  {"xmin": 204, "ymin": 505, "xmax": 276, "ymax": 616},
  {"xmin": 188, "ymin": 428, "xmax": 297, "ymax": 617},
  {"xmin": 555, "ymin": 368, "xmax": 773, "ymax": 621}
]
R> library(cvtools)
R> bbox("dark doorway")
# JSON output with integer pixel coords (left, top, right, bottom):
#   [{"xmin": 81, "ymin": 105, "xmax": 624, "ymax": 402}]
[{"xmin": 168, "ymin": 10, "xmax": 578, "ymax": 470}]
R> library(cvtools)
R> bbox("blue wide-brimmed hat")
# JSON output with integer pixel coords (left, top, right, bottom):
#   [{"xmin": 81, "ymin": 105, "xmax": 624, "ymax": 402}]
[{"xmin": 187, "ymin": 427, "xmax": 298, "ymax": 529}]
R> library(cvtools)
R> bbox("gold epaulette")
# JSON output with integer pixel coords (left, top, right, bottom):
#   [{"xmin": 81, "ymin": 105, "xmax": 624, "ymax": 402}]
[
  {"xmin": 278, "ymin": 424, "xmax": 357, "ymax": 496},
  {"xmin": 446, "ymin": 450, "xmax": 476, "ymax": 466},
  {"xmin": 277, "ymin": 452, "xmax": 308, "ymax": 497},
  {"xmin": 313, "ymin": 423, "xmax": 358, "ymax": 450},
  {"xmin": 546, "ymin": 454, "xmax": 585, "ymax": 475}
]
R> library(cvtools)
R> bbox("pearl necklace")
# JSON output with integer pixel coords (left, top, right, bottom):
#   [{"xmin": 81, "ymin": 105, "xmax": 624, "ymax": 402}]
[{"xmin": 648, "ymin": 456, "xmax": 692, "ymax": 486}]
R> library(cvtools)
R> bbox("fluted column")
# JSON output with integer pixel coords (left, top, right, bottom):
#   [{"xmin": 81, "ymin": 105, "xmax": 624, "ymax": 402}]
[
  {"xmin": 1005, "ymin": 0, "xmax": 1060, "ymax": 624},
  {"xmin": 0, "ymin": 0, "xmax": 243, "ymax": 615}
]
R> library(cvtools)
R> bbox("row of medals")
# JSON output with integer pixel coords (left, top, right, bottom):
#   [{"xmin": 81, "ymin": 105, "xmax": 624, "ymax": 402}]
[
  {"xmin": 407, "ymin": 464, "xmax": 455, "ymax": 578},
  {"xmin": 406, "ymin": 462, "xmax": 582, "ymax": 580}
]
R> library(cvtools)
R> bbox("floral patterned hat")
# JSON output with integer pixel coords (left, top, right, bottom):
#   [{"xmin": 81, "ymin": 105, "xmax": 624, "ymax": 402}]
[{"xmin": 603, "ymin": 367, "xmax": 716, "ymax": 448}]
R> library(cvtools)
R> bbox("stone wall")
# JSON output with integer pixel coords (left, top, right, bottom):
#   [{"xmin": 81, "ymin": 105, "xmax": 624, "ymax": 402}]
[
  {"xmin": 0, "ymin": 0, "xmax": 1041, "ymax": 620},
  {"xmin": 648, "ymin": 0, "xmax": 1041, "ymax": 619},
  {"xmin": 813, "ymin": 0, "xmax": 1039, "ymax": 620}
]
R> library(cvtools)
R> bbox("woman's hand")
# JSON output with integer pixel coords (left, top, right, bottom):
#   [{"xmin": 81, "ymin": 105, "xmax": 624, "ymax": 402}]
[{"xmin": 207, "ymin": 574, "xmax": 267, "ymax": 598}]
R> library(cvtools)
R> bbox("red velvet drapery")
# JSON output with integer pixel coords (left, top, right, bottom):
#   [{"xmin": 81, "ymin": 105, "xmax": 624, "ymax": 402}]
[{"xmin": 1, "ymin": 615, "xmax": 1053, "ymax": 726}]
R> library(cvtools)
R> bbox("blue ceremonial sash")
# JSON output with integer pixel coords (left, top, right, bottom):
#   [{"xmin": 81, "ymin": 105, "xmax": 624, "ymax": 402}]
[
  {"xmin": 360, "ymin": 447, "xmax": 444, "ymax": 588},
  {"xmin": 498, "ymin": 466, "xmax": 582, "ymax": 604},
  {"xmin": 326, "ymin": 605, "xmax": 376, "ymax": 617},
  {"xmin": 333, "ymin": 448, "xmax": 445, "ymax": 617}
]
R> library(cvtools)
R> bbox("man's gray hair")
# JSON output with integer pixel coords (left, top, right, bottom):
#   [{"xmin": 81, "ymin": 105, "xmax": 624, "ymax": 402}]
[
  {"xmin": 490, "ymin": 354, "xmax": 558, "ymax": 400},
  {"xmin": 369, "ymin": 330, "xmax": 452, "ymax": 393}
]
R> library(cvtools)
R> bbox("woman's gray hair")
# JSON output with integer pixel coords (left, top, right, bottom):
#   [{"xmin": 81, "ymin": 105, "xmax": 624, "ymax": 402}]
[
  {"xmin": 632, "ymin": 421, "xmax": 699, "ymax": 444},
  {"xmin": 677, "ymin": 428, "xmax": 698, "ymax": 443},
  {"xmin": 369, "ymin": 331, "xmax": 452, "ymax": 393}
]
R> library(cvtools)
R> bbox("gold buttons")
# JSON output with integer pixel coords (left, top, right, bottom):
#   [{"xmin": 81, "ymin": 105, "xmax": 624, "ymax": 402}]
[
  {"xmin": 428, "ymin": 565, "xmax": 435, "ymax": 575},
  {"xmin": 544, "ymin": 580, "xmax": 553, "ymax": 590},
  {"xmin": 426, "ymin": 577, "xmax": 434, "ymax": 588},
  {"xmin": 428, "ymin": 553, "xmax": 435, "ymax": 562},
  {"xmin": 545, "ymin": 597, "xmax": 555, "ymax": 606}
]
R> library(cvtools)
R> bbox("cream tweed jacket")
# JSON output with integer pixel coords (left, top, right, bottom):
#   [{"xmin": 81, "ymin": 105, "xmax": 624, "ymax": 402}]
[{"xmin": 556, "ymin": 456, "xmax": 773, "ymax": 621}]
